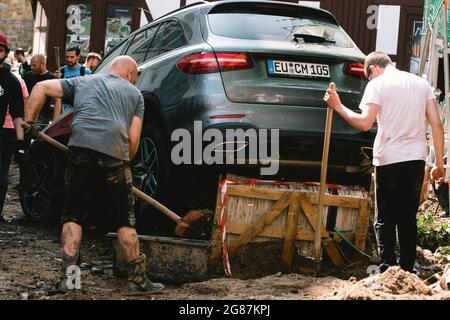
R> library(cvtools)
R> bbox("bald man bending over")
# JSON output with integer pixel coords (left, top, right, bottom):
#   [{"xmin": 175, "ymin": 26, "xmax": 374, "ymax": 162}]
[
  {"xmin": 24, "ymin": 54, "xmax": 61, "ymax": 122},
  {"xmin": 25, "ymin": 56, "xmax": 164, "ymax": 293}
]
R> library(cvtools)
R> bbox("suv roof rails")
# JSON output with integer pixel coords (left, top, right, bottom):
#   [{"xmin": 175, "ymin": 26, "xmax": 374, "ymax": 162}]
[{"xmin": 151, "ymin": 1, "xmax": 208, "ymax": 23}]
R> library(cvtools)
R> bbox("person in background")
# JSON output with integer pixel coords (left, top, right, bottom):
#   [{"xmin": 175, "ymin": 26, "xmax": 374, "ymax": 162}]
[
  {"xmin": 83, "ymin": 52, "xmax": 102, "ymax": 73},
  {"xmin": 14, "ymin": 48, "xmax": 31, "ymax": 78},
  {"xmin": 56, "ymin": 47, "xmax": 92, "ymax": 80},
  {"xmin": 55, "ymin": 47, "xmax": 92, "ymax": 113},
  {"xmin": 24, "ymin": 54, "xmax": 61, "ymax": 123},
  {"xmin": 0, "ymin": 34, "xmax": 25, "ymax": 220}
]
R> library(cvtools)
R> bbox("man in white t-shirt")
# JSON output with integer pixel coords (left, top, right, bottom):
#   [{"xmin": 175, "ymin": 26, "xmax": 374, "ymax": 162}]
[{"xmin": 324, "ymin": 52, "xmax": 444, "ymax": 273}]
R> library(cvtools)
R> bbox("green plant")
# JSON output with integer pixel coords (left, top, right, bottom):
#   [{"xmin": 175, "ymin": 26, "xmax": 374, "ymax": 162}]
[{"xmin": 417, "ymin": 213, "xmax": 450, "ymax": 251}]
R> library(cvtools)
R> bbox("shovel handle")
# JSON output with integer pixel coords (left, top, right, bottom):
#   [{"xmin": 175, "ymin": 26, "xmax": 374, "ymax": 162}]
[
  {"xmin": 21, "ymin": 122, "xmax": 182, "ymax": 223},
  {"xmin": 314, "ymin": 82, "xmax": 336, "ymax": 270},
  {"xmin": 21, "ymin": 122, "xmax": 69, "ymax": 152},
  {"xmin": 132, "ymin": 187, "xmax": 181, "ymax": 223}
]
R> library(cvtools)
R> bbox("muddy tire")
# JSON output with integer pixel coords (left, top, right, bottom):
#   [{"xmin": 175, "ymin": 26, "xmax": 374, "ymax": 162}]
[
  {"xmin": 19, "ymin": 144, "xmax": 66, "ymax": 222},
  {"xmin": 131, "ymin": 125, "xmax": 173, "ymax": 235}
]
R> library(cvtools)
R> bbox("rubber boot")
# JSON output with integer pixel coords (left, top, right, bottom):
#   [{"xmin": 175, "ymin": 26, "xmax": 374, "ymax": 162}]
[
  {"xmin": 127, "ymin": 253, "xmax": 164, "ymax": 292},
  {"xmin": 113, "ymin": 256, "xmax": 128, "ymax": 279},
  {"xmin": 58, "ymin": 250, "xmax": 81, "ymax": 291}
]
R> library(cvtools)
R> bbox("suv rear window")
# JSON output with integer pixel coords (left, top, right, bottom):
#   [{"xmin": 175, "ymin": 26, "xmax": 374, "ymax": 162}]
[{"xmin": 208, "ymin": 6, "xmax": 353, "ymax": 48}]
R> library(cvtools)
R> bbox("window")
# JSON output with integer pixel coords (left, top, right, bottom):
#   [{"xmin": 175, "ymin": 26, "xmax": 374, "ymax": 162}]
[
  {"xmin": 95, "ymin": 37, "xmax": 132, "ymax": 74},
  {"xmin": 65, "ymin": 2, "xmax": 93, "ymax": 57},
  {"xmin": 33, "ymin": 2, "xmax": 48, "ymax": 55},
  {"xmin": 208, "ymin": 13, "xmax": 353, "ymax": 48},
  {"xmin": 146, "ymin": 24, "xmax": 164, "ymax": 60},
  {"xmin": 105, "ymin": 4, "xmax": 132, "ymax": 53},
  {"xmin": 125, "ymin": 25, "xmax": 159, "ymax": 64},
  {"xmin": 159, "ymin": 20, "xmax": 187, "ymax": 55}
]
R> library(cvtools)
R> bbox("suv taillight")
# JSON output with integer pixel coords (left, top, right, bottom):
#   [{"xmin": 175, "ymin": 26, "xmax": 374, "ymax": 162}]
[
  {"xmin": 177, "ymin": 52, "xmax": 252, "ymax": 74},
  {"xmin": 344, "ymin": 62, "xmax": 366, "ymax": 79}
]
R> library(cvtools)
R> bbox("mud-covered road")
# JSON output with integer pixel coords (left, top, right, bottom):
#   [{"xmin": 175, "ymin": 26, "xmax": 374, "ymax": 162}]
[{"xmin": 1, "ymin": 163, "xmax": 449, "ymax": 300}]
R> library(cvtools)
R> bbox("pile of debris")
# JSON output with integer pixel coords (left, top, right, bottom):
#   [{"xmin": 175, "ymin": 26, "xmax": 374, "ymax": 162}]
[
  {"xmin": 416, "ymin": 246, "xmax": 449, "ymax": 277},
  {"xmin": 339, "ymin": 266, "xmax": 450, "ymax": 300},
  {"xmin": 424, "ymin": 264, "xmax": 450, "ymax": 293}
]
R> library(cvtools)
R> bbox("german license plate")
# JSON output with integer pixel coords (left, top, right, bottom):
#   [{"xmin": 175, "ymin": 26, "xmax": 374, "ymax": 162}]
[{"xmin": 267, "ymin": 59, "xmax": 330, "ymax": 79}]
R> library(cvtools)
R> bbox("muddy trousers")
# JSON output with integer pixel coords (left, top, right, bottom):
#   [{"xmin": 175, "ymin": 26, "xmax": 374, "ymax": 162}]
[{"xmin": 374, "ymin": 160, "xmax": 425, "ymax": 273}]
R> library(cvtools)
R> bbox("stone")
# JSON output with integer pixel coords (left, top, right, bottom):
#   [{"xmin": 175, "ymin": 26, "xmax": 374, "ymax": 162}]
[{"xmin": 0, "ymin": 0, "xmax": 33, "ymax": 51}]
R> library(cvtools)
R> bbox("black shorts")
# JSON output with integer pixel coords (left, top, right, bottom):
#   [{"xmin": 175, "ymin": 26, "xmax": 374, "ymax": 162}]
[{"xmin": 62, "ymin": 147, "xmax": 136, "ymax": 230}]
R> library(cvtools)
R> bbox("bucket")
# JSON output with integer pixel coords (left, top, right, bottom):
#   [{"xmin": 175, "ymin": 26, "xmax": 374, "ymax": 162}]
[{"xmin": 108, "ymin": 233, "xmax": 211, "ymax": 284}]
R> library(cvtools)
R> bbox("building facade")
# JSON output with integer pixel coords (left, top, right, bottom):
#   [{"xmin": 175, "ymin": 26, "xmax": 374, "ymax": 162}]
[
  {"xmin": 297, "ymin": 0, "xmax": 424, "ymax": 72},
  {"xmin": 0, "ymin": 0, "xmax": 34, "ymax": 51},
  {"xmin": 32, "ymin": 0, "xmax": 424, "ymax": 72}
]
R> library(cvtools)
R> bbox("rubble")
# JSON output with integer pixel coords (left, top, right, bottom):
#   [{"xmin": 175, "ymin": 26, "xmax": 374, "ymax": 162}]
[
  {"xmin": 339, "ymin": 266, "xmax": 450, "ymax": 300},
  {"xmin": 1, "ymin": 164, "xmax": 450, "ymax": 300}
]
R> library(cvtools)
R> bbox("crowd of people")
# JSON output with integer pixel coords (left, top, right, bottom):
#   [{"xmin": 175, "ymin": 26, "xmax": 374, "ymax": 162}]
[{"xmin": 0, "ymin": 33, "xmax": 102, "ymax": 219}]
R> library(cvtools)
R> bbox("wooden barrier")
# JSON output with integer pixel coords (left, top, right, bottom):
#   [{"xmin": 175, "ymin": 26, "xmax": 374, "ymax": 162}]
[{"xmin": 209, "ymin": 178, "xmax": 371, "ymax": 271}]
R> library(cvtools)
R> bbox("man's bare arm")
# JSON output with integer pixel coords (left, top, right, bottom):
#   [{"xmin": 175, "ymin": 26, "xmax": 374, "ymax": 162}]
[
  {"xmin": 426, "ymin": 98, "xmax": 445, "ymax": 181},
  {"xmin": 128, "ymin": 116, "xmax": 143, "ymax": 160},
  {"xmin": 26, "ymin": 79, "xmax": 63, "ymax": 122},
  {"xmin": 324, "ymin": 89, "xmax": 379, "ymax": 131},
  {"xmin": 13, "ymin": 95, "xmax": 27, "ymax": 140},
  {"xmin": 13, "ymin": 118, "xmax": 24, "ymax": 140},
  {"xmin": 53, "ymin": 98, "xmax": 62, "ymax": 120}
]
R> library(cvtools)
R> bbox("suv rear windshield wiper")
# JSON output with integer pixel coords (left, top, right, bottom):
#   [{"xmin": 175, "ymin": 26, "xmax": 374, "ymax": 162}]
[{"xmin": 293, "ymin": 33, "xmax": 336, "ymax": 44}]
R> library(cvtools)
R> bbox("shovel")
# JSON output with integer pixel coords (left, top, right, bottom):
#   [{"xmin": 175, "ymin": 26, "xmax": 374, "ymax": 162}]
[
  {"xmin": 21, "ymin": 122, "xmax": 209, "ymax": 238},
  {"xmin": 314, "ymin": 82, "xmax": 336, "ymax": 272}
]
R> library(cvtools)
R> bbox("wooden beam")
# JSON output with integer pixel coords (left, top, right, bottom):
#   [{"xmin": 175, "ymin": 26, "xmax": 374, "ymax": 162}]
[
  {"xmin": 225, "ymin": 223, "xmax": 355, "ymax": 242},
  {"xmin": 299, "ymin": 194, "xmax": 343, "ymax": 266},
  {"xmin": 226, "ymin": 223, "xmax": 311, "ymax": 240},
  {"xmin": 282, "ymin": 193, "xmax": 301, "ymax": 270},
  {"xmin": 306, "ymin": 193, "xmax": 362, "ymax": 209},
  {"xmin": 227, "ymin": 185, "xmax": 364, "ymax": 208},
  {"xmin": 227, "ymin": 185, "xmax": 285, "ymax": 201},
  {"xmin": 141, "ymin": 0, "xmax": 153, "ymax": 23},
  {"xmin": 228, "ymin": 192, "xmax": 290, "ymax": 256},
  {"xmin": 208, "ymin": 177, "xmax": 226, "ymax": 269},
  {"xmin": 354, "ymin": 200, "xmax": 371, "ymax": 252}
]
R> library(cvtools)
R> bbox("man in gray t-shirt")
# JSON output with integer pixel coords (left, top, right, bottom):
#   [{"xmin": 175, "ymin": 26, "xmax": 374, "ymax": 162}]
[
  {"xmin": 60, "ymin": 73, "xmax": 144, "ymax": 161},
  {"xmin": 24, "ymin": 56, "xmax": 164, "ymax": 293}
]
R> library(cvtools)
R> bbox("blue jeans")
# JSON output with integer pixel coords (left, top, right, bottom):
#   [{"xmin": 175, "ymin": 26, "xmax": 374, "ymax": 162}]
[
  {"xmin": 374, "ymin": 160, "xmax": 425, "ymax": 272},
  {"xmin": 0, "ymin": 128, "xmax": 16, "ymax": 214}
]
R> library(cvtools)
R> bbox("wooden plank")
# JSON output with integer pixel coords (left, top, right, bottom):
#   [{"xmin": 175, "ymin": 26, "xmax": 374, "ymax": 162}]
[
  {"xmin": 355, "ymin": 200, "xmax": 371, "ymax": 252},
  {"xmin": 227, "ymin": 223, "xmax": 312, "ymax": 240},
  {"xmin": 306, "ymin": 193, "xmax": 363, "ymax": 209},
  {"xmin": 298, "ymin": 196, "xmax": 328, "ymax": 238},
  {"xmin": 228, "ymin": 185, "xmax": 364, "ymax": 208},
  {"xmin": 299, "ymin": 194, "xmax": 343, "ymax": 266},
  {"xmin": 282, "ymin": 193, "xmax": 301, "ymax": 269},
  {"xmin": 227, "ymin": 185, "xmax": 286, "ymax": 201},
  {"xmin": 225, "ymin": 223, "xmax": 355, "ymax": 243},
  {"xmin": 229, "ymin": 192, "xmax": 290, "ymax": 256},
  {"xmin": 209, "ymin": 177, "xmax": 227, "ymax": 268}
]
